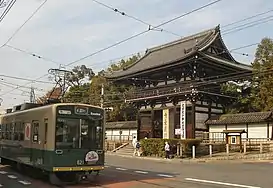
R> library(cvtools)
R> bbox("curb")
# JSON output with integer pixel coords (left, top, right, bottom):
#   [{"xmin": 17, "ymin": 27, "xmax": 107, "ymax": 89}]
[{"xmin": 106, "ymin": 152, "xmax": 273, "ymax": 163}]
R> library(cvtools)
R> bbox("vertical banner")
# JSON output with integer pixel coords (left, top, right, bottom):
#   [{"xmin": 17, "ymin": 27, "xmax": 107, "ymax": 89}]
[
  {"xmin": 180, "ymin": 101, "xmax": 186, "ymax": 139},
  {"xmin": 162, "ymin": 109, "xmax": 169, "ymax": 139}
]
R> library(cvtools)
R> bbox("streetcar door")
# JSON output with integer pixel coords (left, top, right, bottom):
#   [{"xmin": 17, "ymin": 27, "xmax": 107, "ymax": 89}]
[
  {"xmin": 31, "ymin": 120, "xmax": 42, "ymax": 165},
  {"xmin": 42, "ymin": 119, "xmax": 48, "ymax": 163}
]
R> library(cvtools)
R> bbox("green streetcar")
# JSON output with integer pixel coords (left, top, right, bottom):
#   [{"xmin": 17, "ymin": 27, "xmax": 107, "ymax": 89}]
[{"xmin": 0, "ymin": 102, "xmax": 105, "ymax": 185}]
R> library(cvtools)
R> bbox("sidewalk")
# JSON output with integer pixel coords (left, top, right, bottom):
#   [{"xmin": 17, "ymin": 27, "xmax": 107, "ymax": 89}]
[{"xmin": 106, "ymin": 151, "xmax": 273, "ymax": 163}]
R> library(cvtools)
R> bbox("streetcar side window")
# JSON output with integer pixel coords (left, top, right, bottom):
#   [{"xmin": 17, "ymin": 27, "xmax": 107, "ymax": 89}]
[
  {"xmin": 2, "ymin": 124, "xmax": 6, "ymax": 139},
  {"xmin": 14, "ymin": 122, "xmax": 20, "ymax": 141},
  {"xmin": 32, "ymin": 121, "xmax": 39, "ymax": 143},
  {"xmin": 20, "ymin": 122, "xmax": 25, "ymax": 141}
]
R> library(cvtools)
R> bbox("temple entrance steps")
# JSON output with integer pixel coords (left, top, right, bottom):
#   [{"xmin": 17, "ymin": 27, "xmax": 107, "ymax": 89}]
[{"xmin": 113, "ymin": 143, "xmax": 134, "ymax": 156}]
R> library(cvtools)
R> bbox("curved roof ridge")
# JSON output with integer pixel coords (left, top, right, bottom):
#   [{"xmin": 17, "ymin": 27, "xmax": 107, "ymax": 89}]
[
  {"xmin": 121, "ymin": 25, "xmax": 220, "ymax": 72},
  {"xmin": 148, "ymin": 25, "xmax": 220, "ymax": 53}
]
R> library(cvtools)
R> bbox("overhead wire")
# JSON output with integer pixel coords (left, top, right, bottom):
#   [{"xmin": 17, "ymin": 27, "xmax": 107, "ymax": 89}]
[
  {"xmin": 0, "ymin": 0, "xmax": 53, "ymax": 97},
  {"xmin": 6, "ymin": 4, "xmax": 269, "ymax": 69},
  {"xmin": 222, "ymin": 8, "xmax": 273, "ymax": 28},
  {"xmin": 2, "ymin": 0, "xmax": 222, "ymax": 99},
  {"xmin": 0, "ymin": 0, "xmax": 17, "ymax": 23},
  {"xmin": 4, "ymin": 44, "xmax": 60, "ymax": 65},
  {"xmin": 222, "ymin": 16, "xmax": 273, "ymax": 35},
  {"xmin": 0, "ymin": 74, "xmax": 53, "ymax": 84},
  {"xmin": 65, "ymin": 0, "xmax": 223, "ymax": 67},
  {"xmin": 91, "ymin": 0, "xmax": 182, "ymax": 37},
  {"xmin": 0, "ymin": 0, "xmax": 48, "ymax": 47},
  {"xmin": 2, "ymin": 1, "xmax": 271, "ymax": 100}
]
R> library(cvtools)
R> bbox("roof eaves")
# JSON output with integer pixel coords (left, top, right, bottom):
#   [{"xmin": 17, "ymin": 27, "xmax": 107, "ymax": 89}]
[{"xmin": 200, "ymin": 53, "xmax": 252, "ymax": 71}]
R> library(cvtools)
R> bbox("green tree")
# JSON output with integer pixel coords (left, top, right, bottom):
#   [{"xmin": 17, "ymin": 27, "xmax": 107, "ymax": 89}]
[
  {"xmin": 90, "ymin": 54, "xmax": 141, "ymax": 121},
  {"xmin": 221, "ymin": 81, "xmax": 253, "ymax": 113},
  {"xmin": 222, "ymin": 37, "xmax": 273, "ymax": 113},
  {"xmin": 64, "ymin": 54, "xmax": 141, "ymax": 121},
  {"xmin": 251, "ymin": 38, "xmax": 273, "ymax": 111},
  {"xmin": 64, "ymin": 65, "xmax": 94, "ymax": 102}
]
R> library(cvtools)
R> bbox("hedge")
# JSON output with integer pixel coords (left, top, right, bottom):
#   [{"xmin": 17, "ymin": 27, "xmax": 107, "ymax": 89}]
[{"xmin": 140, "ymin": 138, "xmax": 201, "ymax": 157}]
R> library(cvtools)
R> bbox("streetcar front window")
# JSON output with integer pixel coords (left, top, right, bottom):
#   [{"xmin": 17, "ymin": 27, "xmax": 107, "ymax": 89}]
[{"xmin": 55, "ymin": 118, "xmax": 103, "ymax": 149}]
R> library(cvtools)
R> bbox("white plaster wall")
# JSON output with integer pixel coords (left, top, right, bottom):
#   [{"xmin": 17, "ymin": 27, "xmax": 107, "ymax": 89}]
[
  {"xmin": 226, "ymin": 124, "xmax": 247, "ymax": 139},
  {"xmin": 209, "ymin": 125, "xmax": 226, "ymax": 140},
  {"xmin": 105, "ymin": 128, "xmax": 137, "ymax": 141},
  {"xmin": 248, "ymin": 123, "xmax": 267, "ymax": 139}
]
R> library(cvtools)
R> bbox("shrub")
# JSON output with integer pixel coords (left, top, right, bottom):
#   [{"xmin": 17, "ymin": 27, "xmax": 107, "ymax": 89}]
[{"xmin": 140, "ymin": 138, "xmax": 201, "ymax": 157}]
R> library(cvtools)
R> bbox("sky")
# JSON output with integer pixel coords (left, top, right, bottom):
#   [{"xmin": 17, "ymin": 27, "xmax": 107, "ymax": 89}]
[{"xmin": 0, "ymin": 0, "xmax": 272, "ymax": 111}]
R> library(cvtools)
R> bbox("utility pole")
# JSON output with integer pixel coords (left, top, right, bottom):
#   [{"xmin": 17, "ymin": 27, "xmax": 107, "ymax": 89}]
[
  {"xmin": 29, "ymin": 86, "xmax": 35, "ymax": 103},
  {"xmin": 100, "ymin": 84, "xmax": 104, "ymax": 108}
]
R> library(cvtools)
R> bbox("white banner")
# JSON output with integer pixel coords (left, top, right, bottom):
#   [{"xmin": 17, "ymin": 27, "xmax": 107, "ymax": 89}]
[
  {"xmin": 162, "ymin": 109, "xmax": 169, "ymax": 139},
  {"xmin": 180, "ymin": 101, "xmax": 186, "ymax": 139}
]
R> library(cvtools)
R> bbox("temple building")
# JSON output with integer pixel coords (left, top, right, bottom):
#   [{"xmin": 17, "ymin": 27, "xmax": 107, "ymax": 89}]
[{"xmin": 106, "ymin": 25, "xmax": 252, "ymax": 139}]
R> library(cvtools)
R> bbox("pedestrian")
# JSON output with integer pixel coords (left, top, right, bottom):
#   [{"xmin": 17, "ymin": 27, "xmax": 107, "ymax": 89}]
[
  {"xmin": 164, "ymin": 141, "xmax": 170, "ymax": 159},
  {"xmin": 132, "ymin": 136, "xmax": 137, "ymax": 156},
  {"xmin": 134, "ymin": 141, "xmax": 141, "ymax": 156}
]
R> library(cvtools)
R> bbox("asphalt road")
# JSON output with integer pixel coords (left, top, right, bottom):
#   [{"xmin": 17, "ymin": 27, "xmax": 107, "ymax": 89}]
[{"xmin": 1, "ymin": 155, "xmax": 273, "ymax": 188}]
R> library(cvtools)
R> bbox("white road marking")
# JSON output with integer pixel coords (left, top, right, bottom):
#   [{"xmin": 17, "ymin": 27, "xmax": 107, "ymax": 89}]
[
  {"xmin": 135, "ymin": 171, "xmax": 148, "ymax": 174},
  {"xmin": 185, "ymin": 178, "xmax": 261, "ymax": 188},
  {"xmin": 105, "ymin": 165, "xmax": 110, "ymax": 168},
  {"xmin": 157, "ymin": 174, "xmax": 174, "ymax": 178},
  {"xmin": 0, "ymin": 184, "xmax": 2, "ymax": 187},
  {"xmin": 0, "ymin": 171, "xmax": 7, "ymax": 174},
  {"xmin": 7, "ymin": 175, "xmax": 17, "ymax": 179},
  {"xmin": 116, "ymin": 168, "xmax": 127, "ymax": 171},
  {"xmin": 18, "ymin": 180, "xmax": 32, "ymax": 185}
]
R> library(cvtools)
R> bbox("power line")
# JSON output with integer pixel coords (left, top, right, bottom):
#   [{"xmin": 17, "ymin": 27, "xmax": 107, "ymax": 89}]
[
  {"xmin": 222, "ymin": 8, "xmax": 273, "ymax": 28},
  {"xmin": 13, "ymin": 0, "xmax": 221, "ymax": 97},
  {"xmin": 3, "ymin": 1, "xmax": 269, "ymax": 97},
  {"xmin": 223, "ymin": 15, "xmax": 273, "ymax": 34},
  {"xmin": 0, "ymin": 74, "xmax": 53, "ymax": 84},
  {"xmin": 0, "ymin": 0, "xmax": 48, "ymax": 47},
  {"xmin": 230, "ymin": 43, "xmax": 259, "ymax": 52},
  {"xmin": 0, "ymin": 73, "xmax": 51, "ymax": 97},
  {"xmin": 4, "ymin": 44, "xmax": 60, "ymax": 65},
  {"xmin": 0, "ymin": 0, "xmax": 17, "ymax": 23},
  {"xmin": 92, "ymin": 0, "xmax": 182, "ymax": 38},
  {"xmin": 5, "ymin": 3, "xmax": 267, "ymax": 69},
  {"xmin": 65, "ymin": 0, "xmax": 223, "ymax": 67}
]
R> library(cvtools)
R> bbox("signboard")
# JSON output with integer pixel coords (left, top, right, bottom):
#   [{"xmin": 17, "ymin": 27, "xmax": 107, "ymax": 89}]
[
  {"xmin": 85, "ymin": 151, "xmax": 99, "ymax": 164},
  {"xmin": 24, "ymin": 123, "xmax": 31, "ymax": 141},
  {"xmin": 162, "ymin": 109, "xmax": 169, "ymax": 139},
  {"xmin": 75, "ymin": 106, "xmax": 88, "ymax": 115},
  {"xmin": 180, "ymin": 101, "xmax": 186, "ymax": 139}
]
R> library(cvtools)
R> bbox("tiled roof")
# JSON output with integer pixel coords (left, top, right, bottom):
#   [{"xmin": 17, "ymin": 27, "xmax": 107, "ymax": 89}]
[
  {"xmin": 106, "ymin": 25, "xmax": 221, "ymax": 79},
  {"xmin": 105, "ymin": 121, "xmax": 137, "ymax": 129},
  {"xmin": 205, "ymin": 111, "xmax": 272, "ymax": 125},
  {"xmin": 200, "ymin": 53, "xmax": 252, "ymax": 71},
  {"xmin": 106, "ymin": 25, "xmax": 251, "ymax": 80}
]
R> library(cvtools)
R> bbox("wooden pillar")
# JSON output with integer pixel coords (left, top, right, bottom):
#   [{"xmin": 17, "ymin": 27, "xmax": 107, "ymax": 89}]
[
  {"xmin": 151, "ymin": 109, "xmax": 155, "ymax": 138},
  {"xmin": 239, "ymin": 133, "xmax": 242, "ymax": 153},
  {"xmin": 136, "ymin": 110, "xmax": 140, "ymax": 140},
  {"xmin": 246, "ymin": 123, "xmax": 249, "ymax": 139},
  {"xmin": 267, "ymin": 122, "xmax": 269, "ymax": 139},
  {"xmin": 191, "ymin": 101, "xmax": 196, "ymax": 139}
]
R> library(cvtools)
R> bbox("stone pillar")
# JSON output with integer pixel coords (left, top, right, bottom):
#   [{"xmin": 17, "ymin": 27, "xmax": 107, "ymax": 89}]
[{"xmin": 162, "ymin": 108, "xmax": 175, "ymax": 139}]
